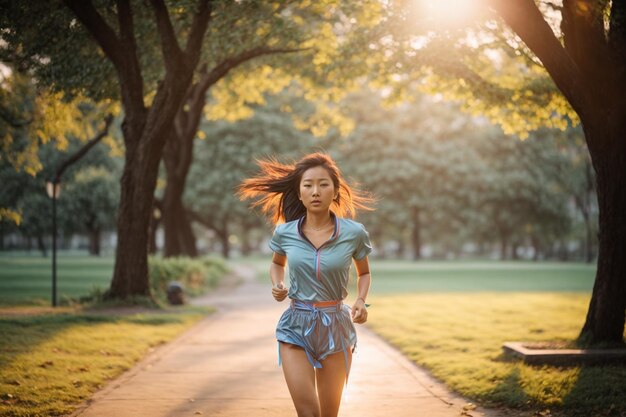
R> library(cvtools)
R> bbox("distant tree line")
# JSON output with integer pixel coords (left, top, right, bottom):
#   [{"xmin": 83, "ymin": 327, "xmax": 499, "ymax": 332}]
[{"xmin": 1, "ymin": 90, "xmax": 597, "ymax": 263}]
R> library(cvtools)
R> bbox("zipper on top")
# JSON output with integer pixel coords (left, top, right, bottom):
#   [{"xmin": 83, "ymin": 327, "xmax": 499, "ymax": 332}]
[{"xmin": 298, "ymin": 215, "xmax": 340, "ymax": 281}]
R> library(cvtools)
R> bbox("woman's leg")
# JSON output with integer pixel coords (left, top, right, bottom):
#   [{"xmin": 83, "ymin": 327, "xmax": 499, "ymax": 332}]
[
  {"xmin": 279, "ymin": 342, "xmax": 320, "ymax": 417},
  {"xmin": 316, "ymin": 349, "xmax": 352, "ymax": 417}
]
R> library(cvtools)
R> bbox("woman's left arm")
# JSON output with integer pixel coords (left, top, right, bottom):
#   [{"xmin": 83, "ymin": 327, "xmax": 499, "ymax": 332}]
[{"xmin": 351, "ymin": 256, "xmax": 371, "ymax": 324}]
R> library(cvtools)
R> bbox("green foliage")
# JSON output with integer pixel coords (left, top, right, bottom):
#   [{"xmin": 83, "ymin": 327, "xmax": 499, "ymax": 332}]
[
  {"xmin": 63, "ymin": 166, "xmax": 120, "ymax": 236},
  {"xmin": 329, "ymin": 89, "xmax": 588, "ymax": 259},
  {"xmin": 1, "ymin": 134, "xmax": 124, "ymax": 252},
  {"xmin": 185, "ymin": 93, "xmax": 318, "ymax": 236},
  {"xmin": 147, "ymin": 256, "xmax": 229, "ymax": 301},
  {"xmin": 0, "ymin": 68, "xmax": 118, "ymax": 226},
  {"xmin": 368, "ymin": 1, "xmax": 579, "ymax": 137}
]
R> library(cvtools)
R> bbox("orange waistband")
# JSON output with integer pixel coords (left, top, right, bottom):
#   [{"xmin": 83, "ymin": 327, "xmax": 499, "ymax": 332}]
[{"xmin": 293, "ymin": 299, "xmax": 342, "ymax": 308}]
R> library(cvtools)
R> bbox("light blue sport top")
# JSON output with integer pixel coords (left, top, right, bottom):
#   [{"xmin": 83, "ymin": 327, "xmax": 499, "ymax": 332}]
[{"xmin": 268, "ymin": 212, "xmax": 372, "ymax": 302}]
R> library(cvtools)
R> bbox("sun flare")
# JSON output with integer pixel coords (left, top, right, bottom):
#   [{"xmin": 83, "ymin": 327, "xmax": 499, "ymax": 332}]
[{"xmin": 424, "ymin": 0, "xmax": 479, "ymax": 27}]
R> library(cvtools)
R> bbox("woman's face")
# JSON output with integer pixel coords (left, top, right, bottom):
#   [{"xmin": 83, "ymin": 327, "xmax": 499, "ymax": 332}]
[{"xmin": 299, "ymin": 166, "xmax": 337, "ymax": 214}]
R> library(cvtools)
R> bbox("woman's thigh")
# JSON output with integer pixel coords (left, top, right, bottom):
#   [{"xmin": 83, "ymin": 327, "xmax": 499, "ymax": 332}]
[
  {"xmin": 279, "ymin": 342, "xmax": 320, "ymax": 417},
  {"xmin": 316, "ymin": 349, "xmax": 352, "ymax": 417}
]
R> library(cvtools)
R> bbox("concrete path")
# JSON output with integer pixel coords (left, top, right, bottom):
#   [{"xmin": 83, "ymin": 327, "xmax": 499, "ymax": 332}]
[{"xmin": 71, "ymin": 265, "xmax": 503, "ymax": 417}]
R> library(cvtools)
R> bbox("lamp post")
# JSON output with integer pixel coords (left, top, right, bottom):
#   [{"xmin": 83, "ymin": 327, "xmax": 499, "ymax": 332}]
[
  {"xmin": 46, "ymin": 180, "xmax": 61, "ymax": 307},
  {"xmin": 43, "ymin": 113, "xmax": 113, "ymax": 308}
]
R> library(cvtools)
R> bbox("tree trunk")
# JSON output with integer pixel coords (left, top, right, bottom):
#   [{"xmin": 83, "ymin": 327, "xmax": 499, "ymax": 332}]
[
  {"xmin": 162, "ymin": 178, "xmax": 198, "ymax": 257},
  {"xmin": 63, "ymin": 0, "xmax": 212, "ymax": 301},
  {"xmin": 88, "ymin": 228, "xmax": 101, "ymax": 256},
  {"xmin": 162, "ymin": 125, "xmax": 198, "ymax": 258},
  {"xmin": 411, "ymin": 207, "xmax": 422, "ymax": 260},
  {"xmin": 396, "ymin": 238, "xmax": 405, "ymax": 258},
  {"xmin": 108, "ymin": 144, "xmax": 163, "ymax": 299},
  {"xmin": 219, "ymin": 224, "xmax": 230, "ymax": 259},
  {"xmin": 241, "ymin": 224, "xmax": 252, "ymax": 256},
  {"xmin": 499, "ymin": 233, "xmax": 509, "ymax": 260},
  {"xmin": 511, "ymin": 241, "xmax": 520, "ymax": 260},
  {"xmin": 579, "ymin": 125, "xmax": 626, "ymax": 346},
  {"xmin": 37, "ymin": 235, "xmax": 47, "ymax": 257}
]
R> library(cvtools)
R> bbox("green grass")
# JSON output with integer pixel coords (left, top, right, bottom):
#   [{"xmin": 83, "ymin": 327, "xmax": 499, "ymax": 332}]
[
  {"xmin": 367, "ymin": 293, "xmax": 626, "ymax": 416},
  {"xmin": 0, "ymin": 254, "xmax": 114, "ymax": 306},
  {"xmin": 0, "ymin": 306, "xmax": 213, "ymax": 417},
  {"xmin": 348, "ymin": 260, "xmax": 624, "ymax": 417},
  {"xmin": 365, "ymin": 259, "xmax": 596, "ymax": 293}
]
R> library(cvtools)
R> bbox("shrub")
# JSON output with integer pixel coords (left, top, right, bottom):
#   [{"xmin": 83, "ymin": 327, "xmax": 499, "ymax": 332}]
[{"xmin": 148, "ymin": 256, "xmax": 230, "ymax": 301}]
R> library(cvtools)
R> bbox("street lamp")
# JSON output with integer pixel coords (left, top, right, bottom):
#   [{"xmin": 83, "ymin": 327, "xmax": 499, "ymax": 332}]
[{"xmin": 46, "ymin": 180, "xmax": 61, "ymax": 307}]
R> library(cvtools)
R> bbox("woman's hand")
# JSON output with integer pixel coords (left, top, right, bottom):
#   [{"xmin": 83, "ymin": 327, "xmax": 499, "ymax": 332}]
[
  {"xmin": 351, "ymin": 298, "xmax": 368, "ymax": 324},
  {"xmin": 272, "ymin": 282, "xmax": 288, "ymax": 302}
]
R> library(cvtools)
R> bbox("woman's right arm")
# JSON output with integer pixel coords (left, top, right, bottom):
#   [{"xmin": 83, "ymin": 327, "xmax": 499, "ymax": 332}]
[{"xmin": 270, "ymin": 252, "xmax": 288, "ymax": 302}]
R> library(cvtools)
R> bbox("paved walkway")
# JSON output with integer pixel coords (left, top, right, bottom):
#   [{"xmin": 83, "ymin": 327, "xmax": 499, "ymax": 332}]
[{"xmin": 71, "ymin": 265, "xmax": 503, "ymax": 417}]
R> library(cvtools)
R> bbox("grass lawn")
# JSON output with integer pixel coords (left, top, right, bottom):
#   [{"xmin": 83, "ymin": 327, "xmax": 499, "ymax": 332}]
[
  {"xmin": 366, "ymin": 259, "xmax": 595, "ymax": 292},
  {"xmin": 0, "ymin": 252, "xmax": 223, "ymax": 416},
  {"xmin": 0, "ymin": 253, "xmax": 114, "ymax": 306},
  {"xmin": 0, "ymin": 306, "xmax": 213, "ymax": 416},
  {"xmin": 354, "ymin": 260, "xmax": 623, "ymax": 416}
]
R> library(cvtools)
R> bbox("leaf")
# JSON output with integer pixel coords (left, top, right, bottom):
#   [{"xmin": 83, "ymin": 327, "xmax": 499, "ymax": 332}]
[{"xmin": 463, "ymin": 403, "xmax": 477, "ymax": 411}]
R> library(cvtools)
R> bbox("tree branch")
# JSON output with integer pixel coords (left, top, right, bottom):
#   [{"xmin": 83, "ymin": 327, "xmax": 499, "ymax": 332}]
[
  {"xmin": 149, "ymin": 0, "xmax": 183, "ymax": 72},
  {"xmin": 115, "ymin": 0, "xmax": 146, "ymax": 113},
  {"xmin": 172, "ymin": 45, "xmax": 308, "ymax": 175},
  {"xmin": 63, "ymin": 0, "xmax": 124, "ymax": 70},
  {"xmin": 184, "ymin": 0, "xmax": 213, "ymax": 62},
  {"xmin": 64, "ymin": 0, "xmax": 145, "ymax": 115},
  {"xmin": 488, "ymin": 0, "xmax": 588, "ymax": 117},
  {"xmin": 53, "ymin": 114, "xmax": 114, "ymax": 183},
  {"xmin": 116, "ymin": 0, "xmax": 136, "ymax": 45},
  {"xmin": 186, "ymin": 208, "xmax": 225, "ymax": 237},
  {"xmin": 197, "ymin": 46, "xmax": 308, "ymax": 93},
  {"xmin": 561, "ymin": 0, "xmax": 611, "ymax": 85}
]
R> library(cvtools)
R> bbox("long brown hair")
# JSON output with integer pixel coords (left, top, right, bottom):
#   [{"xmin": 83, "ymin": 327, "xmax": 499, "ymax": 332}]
[{"xmin": 237, "ymin": 152, "xmax": 373, "ymax": 224}]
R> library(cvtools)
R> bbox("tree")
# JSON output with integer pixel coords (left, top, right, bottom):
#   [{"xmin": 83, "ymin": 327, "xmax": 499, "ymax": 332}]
[
  {"xmin": 1, "ymin": 121, "xmax": 122, "ymax": 255},
  {"xmin": 158, "ymin": 1, "xmax": 384, "ymax": 258},
  {"xmin": 474, "ymin": 127, "xmax": 572, "ymax": 260},
  {"xmin": 185, "ymin": 94, "xmax": 316, "ymax": 257},
  {"xmin": 1, "ymin": 0, "xmax": 385, "ymax": 299},
  {"xmin": 64, "ymin": 167, "xmax": 120, "ymax": 255},
  {"xmin": 336, "ymin": 91, "xmax": 492, "ymax": 260},
  {"xmin": 2, "ymin": 0, "xmax": 214, "ymax": 299},
  {"xmin": 0, "ymin": 68, "xmax": 109, "ymax": 225},
  {"xmin": 376, "ymin": 0, "xmax": 625, "ymax": 345}
]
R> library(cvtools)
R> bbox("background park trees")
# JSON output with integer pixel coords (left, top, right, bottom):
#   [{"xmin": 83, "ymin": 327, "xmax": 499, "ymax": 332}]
[
  {"xmin": 0, "ymin": 0, "xmax": 383, "ymax": 300},
  {"xmin": 366, "ymin": 0, "xmax": 624, "ymax": 345},
  {"xmin": 1, "ymin": 86, "xmax": 597, "ymax": 263},
  {"xmin": 1, "ymin": 0, "xmax": 620, "ymax": 345}
]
